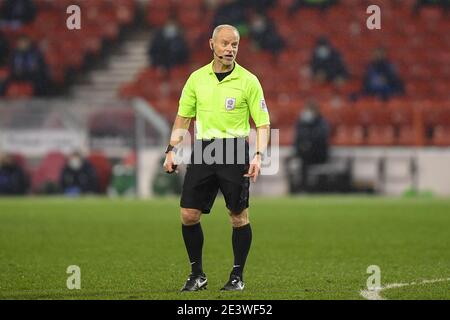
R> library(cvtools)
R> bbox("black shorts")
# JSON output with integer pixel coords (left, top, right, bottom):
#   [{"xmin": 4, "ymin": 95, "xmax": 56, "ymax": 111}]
[{"xmin": 180, "ymin": 138, "xmax": 250, "ymax": 214}]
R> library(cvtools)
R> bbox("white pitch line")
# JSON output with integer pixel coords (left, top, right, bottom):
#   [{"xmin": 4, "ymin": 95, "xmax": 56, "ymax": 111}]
[{"xmin": 360, "ymin": 278, "xmax": 450, "ymax": 300}]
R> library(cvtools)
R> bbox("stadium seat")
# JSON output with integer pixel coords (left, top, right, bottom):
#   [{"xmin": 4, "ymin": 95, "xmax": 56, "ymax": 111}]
[
  {"xmin": 432, "ymin": 126, "xmax": 450, "ymax": 146},
  {"xmin": 397, "ymin": 126, "xmax": 418, "ymax": 146},
  {"xmin": 114, "ymin": 0, "xmax": 449, "ymax": 147},
  {"xmin": 6, "ymin": 82, "xmax": 34, "ymax": 99},
  {"xmin": 331, "ymin": 126, "xmax": 365, "ymax": 146},
  {"xmin": 366, "ymin": 126, "xmax": 396, "ymax": 146},
  {"xmin": 31, "ymin": 152, "xmax": 66, "ymax": 193},
  {"xmin": 88, "ymin": 152, "xmax": 113, "ymax": 194}
]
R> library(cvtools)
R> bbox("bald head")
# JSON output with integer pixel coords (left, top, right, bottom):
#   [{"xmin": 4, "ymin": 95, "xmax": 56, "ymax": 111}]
[
  {"xmin": 210, "ymin": 24, "xmax": 240, "ymax": 70},
  {"xmin": 212, "ymin": 24, "xmax": 240, "ymax": 41}
]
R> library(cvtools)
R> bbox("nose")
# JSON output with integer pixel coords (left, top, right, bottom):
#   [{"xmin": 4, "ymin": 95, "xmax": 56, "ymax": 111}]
[{"xmin": 225, "ymin": 44, "xmax": 234, "ymax": 52}]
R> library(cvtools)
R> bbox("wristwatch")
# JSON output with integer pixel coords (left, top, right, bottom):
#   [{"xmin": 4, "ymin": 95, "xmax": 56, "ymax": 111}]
[{"xmin": 165, "ymin": 144, "xmax": 177, "ymax": 154}]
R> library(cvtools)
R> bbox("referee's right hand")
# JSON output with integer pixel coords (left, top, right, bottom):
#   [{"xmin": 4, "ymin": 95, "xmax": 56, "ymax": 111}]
[{"xmin": 163, "ymin": 151, "xmax": 178, "ymax": 174}]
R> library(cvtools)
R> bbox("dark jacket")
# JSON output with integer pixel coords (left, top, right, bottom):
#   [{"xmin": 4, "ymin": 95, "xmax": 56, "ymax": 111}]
[
  {"xmin": 0, "ymin": 33, "xmax": 9, "ymax": 67},
  {"xmin": 250, "ymin": 20, "xmax": 285, "ymax": 54},
  {"xmin": 311, "ymin": 47, "xmax": 348, "ymax": 81},
  {"xmin": 294, "ymin": 116, "xmax": 330, "ymax": 164},
  {"xmin": 0, "ymin": 163, "xmax": 29, "ymax": 195},
  {"xmin": 213, "ymin": 1, "xmax": 247, "ymax": 27},
  {"xmin": 59, "ymin": 161, "xmax": 98, "ymax": 194},
  {"xmin": 10, "ymin": 46, "xmax": 47, "ymax": 79},
  {"xmin": 363, "ymin": 59, "xmax": 404, "ymax": 100},
  {"xmin": 1, "ymin": 0, "xmax": 37, "ymax": 23},
  {"xmin": 148, "ymin": 30, "xmax": 189, "ymax": 69}
]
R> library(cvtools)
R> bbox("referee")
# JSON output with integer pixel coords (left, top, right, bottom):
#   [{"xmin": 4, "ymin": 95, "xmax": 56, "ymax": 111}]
[{"xmin": 163, "ymin": 25, "xmax": 270, "ymax": 292}]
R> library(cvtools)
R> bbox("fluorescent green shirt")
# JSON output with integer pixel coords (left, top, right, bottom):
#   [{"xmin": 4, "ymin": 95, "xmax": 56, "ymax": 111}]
[{"xmin": 178, "ymin": 61, "xmax": 270, "ymax": 140}]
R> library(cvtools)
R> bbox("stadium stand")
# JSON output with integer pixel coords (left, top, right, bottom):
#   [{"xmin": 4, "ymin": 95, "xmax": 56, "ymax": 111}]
[
  {"xmin": 31, "ymin": 151, "xmax": 66, "ymax": 193},
  {"xmin": 118, "ymin": 0, "xmax": 449, "ymax": 147},
  {"xmin": 0, "ymin": 0, "xmax": 136, "ymax": 95}
]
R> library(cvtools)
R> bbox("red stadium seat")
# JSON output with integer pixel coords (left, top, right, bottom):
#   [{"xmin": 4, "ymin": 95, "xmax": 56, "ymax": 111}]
[
  {"xmin": 331, "ymin": 126, "xmax": 365, "ymax": 146},
  {"xmin": 0, "ymin": 67, "xmax": 10, "ymax": 81},
  {"xmin": 432, "ymin": 126, "xmax": 450, "ymax": 146},
  {"xmin": 6, "ymin": 82, "xmax": 34, "ymax": 99},
  {"xmin": 366, "ymin": 126, "xmax": 396, "ymax": 146},
  {"xmin": 88, "ymin": 152, "xmax": 112, "ymax": 194},
  {"xmin": 31, "ymin": 152, "xmax": 66, "ymax": 193},
  {"xmin": 397, "ymin": 126, "xmax": 418, "ymax": 146}
]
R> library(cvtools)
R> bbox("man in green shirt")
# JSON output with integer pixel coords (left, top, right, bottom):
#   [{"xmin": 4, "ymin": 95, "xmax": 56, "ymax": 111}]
[{"xmin": 163, "ymin": 24, "xmax": 270, "ymax": 292}]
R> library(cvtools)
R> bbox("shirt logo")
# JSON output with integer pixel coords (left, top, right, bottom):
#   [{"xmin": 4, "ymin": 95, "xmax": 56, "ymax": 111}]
[
  {"xmin": 225, "ymin": 97, "xmax": 236, "ymax": 111},
  {"xmin": 260, "ymin": 99, "xmax": 268, "ymax": 112}
]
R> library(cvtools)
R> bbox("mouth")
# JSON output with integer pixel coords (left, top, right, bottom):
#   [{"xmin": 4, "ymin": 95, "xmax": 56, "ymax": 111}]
[{"xmin": 224, "ymin": 54, "xmax": 234, "ymax": 59}]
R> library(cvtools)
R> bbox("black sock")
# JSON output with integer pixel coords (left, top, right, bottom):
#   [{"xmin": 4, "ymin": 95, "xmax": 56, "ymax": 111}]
[
  {"xmin": 231, "ymin": 224, "xmax": 252, "ymax": 280},
  {"xmin": 182, "ymin": 223, "xmax": 204, "ymax": 275}
]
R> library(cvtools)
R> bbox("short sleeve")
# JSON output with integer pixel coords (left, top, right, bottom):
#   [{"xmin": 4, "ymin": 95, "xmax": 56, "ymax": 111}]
[
  {"xmin": 178, "ymin": 74, "xmax": 196, "ymax": 118},
  {"xmin": 247, "ymin": 75, "xmax": 270, "ymax": 127}
]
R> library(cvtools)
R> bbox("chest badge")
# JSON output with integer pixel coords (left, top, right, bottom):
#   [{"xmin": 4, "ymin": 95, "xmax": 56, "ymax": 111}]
[{"xmin": 225, "ymin": 97, "xmax": 236, "ymax": 111}]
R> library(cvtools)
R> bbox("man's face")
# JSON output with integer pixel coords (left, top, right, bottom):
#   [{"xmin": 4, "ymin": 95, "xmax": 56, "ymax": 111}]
[
  {"xmin": 0, "ymin": 154, "xmax": 13, "ymax": 167},
  {"xmin": 373, "ymin": 48, "xmax": 385, "ymax": 61},
  {"xmin": 17, "ymin": 38, "xmax": 31, "ymax": 51},
  {"xmin": 210, "ymin": 28, "xmax": 239, "ymax": 66}
]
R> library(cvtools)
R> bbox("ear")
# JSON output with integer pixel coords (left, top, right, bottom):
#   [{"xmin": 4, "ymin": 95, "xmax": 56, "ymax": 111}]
[{"xmin": 209, "ymin": 39, "xmax": 214, "ymax": 51}]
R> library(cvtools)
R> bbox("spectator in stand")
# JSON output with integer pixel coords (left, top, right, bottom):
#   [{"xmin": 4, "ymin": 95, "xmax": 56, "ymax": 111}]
[
  {"xmin": 1, "ymin": 0, "xmax": 37, "ymax": 25},
  {"xmin": 310, "ymin": 36, "xmax": 348, "ymax": 85},
  {"xmin": 292, "ymin": 100, "xmax": 330, "ymax": 192},
  {"xmin": 414, "ymin": 0, "xmax": 449, "ymax": 13},
  {"xmin": 0, "ymin": 153, "xmax": 29, "ymax": 195},
  {"xmin": 10, "ymin": 35, "xmax": 50, "ymax": 95},
  {"xmin": 248, "ymin": 14, "xmax": 285, "ymax": 55},
  {"xmin": 59, "ymin": 151, "xmax": 99, "ymax": 195},
  {"xmin": 148, "ymin": 20, "xmax": 189, "ymax": 70},
  {"xmin": 290, "ymin": 0, "xmax": 338, "ymax": 12},
  {"xmin": 0, "ymin": 31, "xmax": 9, "ymax": 67},
  {"xmin": 0, "ymin": 31, "xmax": 9, "ymax": 95},
  {"xmin": 245, "ymin": 0, "xmax": 276, "ymax": 14},
  {"xmin": 212, "ymin": 0, "xmax": 248, "ymax": 35},
  {"xmin": 361, "ymin": 47, "xmax": 404, "ymax": 101}
]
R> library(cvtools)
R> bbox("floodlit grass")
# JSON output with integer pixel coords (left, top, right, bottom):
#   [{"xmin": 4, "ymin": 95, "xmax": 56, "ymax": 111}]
[{"xmin": 0, "ymin": 196, "xmax": 449, "ymax": 300}]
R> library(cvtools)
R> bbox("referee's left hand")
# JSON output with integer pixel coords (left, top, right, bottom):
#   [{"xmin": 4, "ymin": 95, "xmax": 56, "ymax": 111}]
[{"xmin": 244, "ymin": 155, "xmax": 262, "ymax": 183}]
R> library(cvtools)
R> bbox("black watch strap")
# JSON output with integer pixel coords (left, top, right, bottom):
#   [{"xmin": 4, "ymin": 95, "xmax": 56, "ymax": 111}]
[{"xmin": 165, "ymin": 144, "xmax": 176, "ymax": 154}]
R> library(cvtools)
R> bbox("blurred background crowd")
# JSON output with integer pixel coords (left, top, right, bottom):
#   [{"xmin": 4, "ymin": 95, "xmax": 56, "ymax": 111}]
[{"xmin": 0, "ymin": 0, "xmax": 448, "ymax": 196}]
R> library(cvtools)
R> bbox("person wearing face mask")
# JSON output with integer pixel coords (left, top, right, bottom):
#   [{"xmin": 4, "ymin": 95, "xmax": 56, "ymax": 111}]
[
  {"xmin": 292, "ymin": 100, "xmax": 330, "ymax": 193},
  {"xmin": 9, "ymin": 35, "xmax": 50, "ymax": 95},
  {"xmin": 249, "ymin": 14, "xmax": 285, "ymax": 55},
  {"xmin": 59, "ymin": 151, "xmax": 99, "ymax": 196},
  {"xmin": 310, "ymin": 37, "xmax": 348, "ymax": 85},
  {"xmin": 0, "ymin": 31, "xmax": 8, "ymax": 96},
  {"xmin": 148, "ymin": 20, "xmax": 189, "ymax": 70},
  {"xmin": 413, "ymin": 0, "xmax": 449, "ymax": 14},
  {"xmin": 212, "ymin": 0, "xmax": 247, "ymax": 34},
  {"xmin": 361, "ymin": 47, "xmax": 404, "ymax": 101},
  {"xmin": 289, "ymin": 0, "xmax": 338, "ymax": 13},
  {"xmin": 1, "ymin": 0, "xmax": 37, "ymax": 25},
  {"xmin": 0, "ymin": 153, "xmax": 29, "ymax": 195}
]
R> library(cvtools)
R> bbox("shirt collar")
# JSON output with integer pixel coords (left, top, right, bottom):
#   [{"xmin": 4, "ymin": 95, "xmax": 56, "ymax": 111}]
[{"xmin": 208, "ymin": 60, "xmax": 240, "ymax": 80}]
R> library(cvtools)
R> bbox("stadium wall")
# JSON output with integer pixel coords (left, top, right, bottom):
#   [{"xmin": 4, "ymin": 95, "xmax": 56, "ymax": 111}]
[{"xmin": 137, "ymin": 147, "xmax": 450, "ymax": 198}]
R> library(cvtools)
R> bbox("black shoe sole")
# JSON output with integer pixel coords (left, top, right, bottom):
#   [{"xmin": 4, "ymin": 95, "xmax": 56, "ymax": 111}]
[
  {"xmin": 180, "ymin": 284, "xmax": 208, "ymax": 292},
  {"xmin": 220, "ymin": 287, "xmax": 244, "ymax": 291}
]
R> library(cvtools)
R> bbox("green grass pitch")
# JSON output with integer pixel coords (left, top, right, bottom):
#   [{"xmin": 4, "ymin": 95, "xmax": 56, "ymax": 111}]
[{"xmin": 0, "ymin": 196, "xmax": 449, "ymax": 300}]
